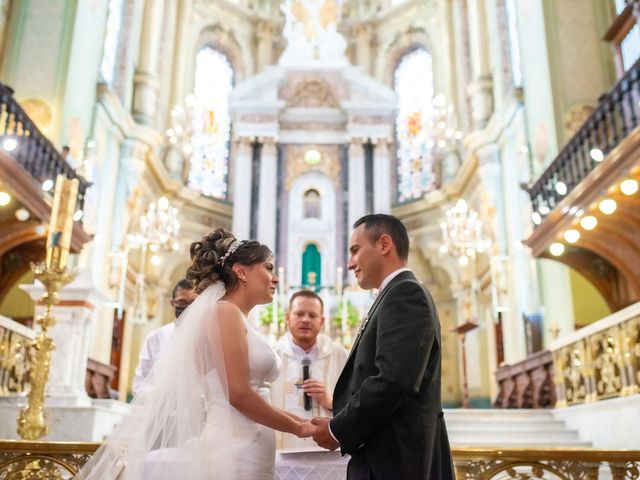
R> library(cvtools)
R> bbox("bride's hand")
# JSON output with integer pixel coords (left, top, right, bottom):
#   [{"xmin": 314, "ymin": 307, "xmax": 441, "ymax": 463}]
[{"xmin": 294, "ymin": 420, "xmax": 316, "ymax": 438}]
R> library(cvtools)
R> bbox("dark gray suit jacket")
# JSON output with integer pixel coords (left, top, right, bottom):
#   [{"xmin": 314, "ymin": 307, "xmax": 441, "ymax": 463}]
[{"xmin": 330, "ymin": 271, "xmax": 455, "ymax": 480}]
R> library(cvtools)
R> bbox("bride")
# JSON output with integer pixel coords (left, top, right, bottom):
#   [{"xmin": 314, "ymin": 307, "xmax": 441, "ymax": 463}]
[{"xmin": 76, "ymin": 228, "xmax": 313, "ymax": 479}]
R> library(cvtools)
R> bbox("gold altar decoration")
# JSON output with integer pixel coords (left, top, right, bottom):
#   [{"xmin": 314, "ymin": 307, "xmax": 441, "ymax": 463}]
[
  {"xmin": 453, "ymin": 447, "xmax": 640, "ymax": 480},
  {"xmin": 284, "ymin": 144, "xmax": 341, "ymax": 190},
  {"xmin": 17, "ymin": 175, "xmax": 79, "ymax": 440},
  {"xmin": 0, "ymin": 440, "xmax": 99, "ymax": 479},
  {"xmin": 0, "ymin": 323, "xmax": 33, "ymax": 395},
  {"xmin": 553, "ymin": 311, "xmax": 640, "ymax": 407},
  {"xmin": 0, "ymin": 441, "xmax": 639, "ymax": 479}
]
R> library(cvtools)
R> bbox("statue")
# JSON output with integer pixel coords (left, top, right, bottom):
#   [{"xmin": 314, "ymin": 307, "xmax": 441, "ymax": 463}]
[{"xmin": 279, "ymin": 0, "xmax": 348, "ymax": 66}]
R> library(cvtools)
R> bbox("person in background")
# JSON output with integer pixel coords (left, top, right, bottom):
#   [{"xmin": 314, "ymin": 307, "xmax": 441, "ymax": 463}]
[
  {"xmin": 132, "ymin": 278, "xmax": 196, "ymax": 395},
  {"xmin": 271, "ymin": 289, "xmax": 347, "ymax": 449}
]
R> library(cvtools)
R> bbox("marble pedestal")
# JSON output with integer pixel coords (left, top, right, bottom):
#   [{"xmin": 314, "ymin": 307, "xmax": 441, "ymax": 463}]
[
  {"xmin": 0, "ymin": 397, "xmax": 129, "ymax": 441},
  {"xmin": 20, "ymin": 269, "xmax": 111, "ymax": 407}
]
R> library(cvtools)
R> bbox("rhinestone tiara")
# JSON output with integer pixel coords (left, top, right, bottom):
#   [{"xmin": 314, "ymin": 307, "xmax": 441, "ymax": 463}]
[{"xmin": 219, "ymin": 239, "xmax": 245, "ymax": 266}]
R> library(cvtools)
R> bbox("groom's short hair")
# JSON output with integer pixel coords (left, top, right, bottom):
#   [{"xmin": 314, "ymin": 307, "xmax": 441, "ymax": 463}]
[{"xmin": 353, "ymin": 214, "xmax": 410, "ymax": 261}]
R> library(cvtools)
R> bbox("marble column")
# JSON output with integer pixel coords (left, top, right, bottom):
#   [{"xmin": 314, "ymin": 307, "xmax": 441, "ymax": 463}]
[
  {"xmin": 110, "ymin": 139, "xmax": 146, "ymax": 252},
  {"xmin": 257, "ymin": 139, "xmax": 278, "ymax": 249},
  {"xmin": 21, "ymin": 270, "xmax": 110, "ymax": 407},
  {"xmin": 348, "ymin": 140, "xmax": 366, "ymax": 228},
  {"xmin": 256, "ymin": 21, "xmax": 275, "ymax": 72},
  {"xmin": 132, "ymin": 0, "xmax": 164, "ymax": 125},
  {"xmin": 466, "ymin": 0, "xmax": 493, "ymax": 128},
  {"xmin": 356, "ymin": 24, "xmax": 373, "ymax": 74},
  {"xmin": 373, "ymin": 139, "xmax": 391, "ymax": 213},
  {"xmin": 476, "ymin": 143, "xmax": 528, "ymax": 363},
  {"xmin": 232, "ymin": 139, "xmax": 253, "ymax": 240},
  {"xmin": 0, "ymin": 0, "xmax": 11, "ymax": 65}
]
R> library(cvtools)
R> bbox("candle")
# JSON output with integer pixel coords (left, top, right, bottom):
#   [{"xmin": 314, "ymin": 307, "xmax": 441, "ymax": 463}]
[
  {"xmin": 340, "ymin": 295, "xmax": 348, "ymax": 340},
  {"xmin": 271, "ymin": 287, "xmax": 279, "ymax": 337},
  {"xmin": 46, "ymin": 175, "xmax": 79, "ymax": 269},
  {"xmin": 278, "ymin": 266, "xmax": 285, "ymax": 293}
]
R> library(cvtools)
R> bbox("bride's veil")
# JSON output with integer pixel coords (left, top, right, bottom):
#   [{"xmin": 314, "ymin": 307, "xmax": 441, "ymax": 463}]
[{"xmin": 75, "ymin": 282, "xmax": 234, "ymax": 479}]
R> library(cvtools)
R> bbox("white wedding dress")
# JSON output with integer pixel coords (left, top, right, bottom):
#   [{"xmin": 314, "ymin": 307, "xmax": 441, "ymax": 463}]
[
  {"xmin": 76, "ymin": 284, "xmax": 282, "ymax": 480},
  {"xmin": 216, "ymin": 309, "xmax": 281, "ymax": 479}
]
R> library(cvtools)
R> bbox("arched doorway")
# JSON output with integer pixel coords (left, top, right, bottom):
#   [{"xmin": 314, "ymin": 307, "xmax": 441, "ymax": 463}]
[{"xmin": 301, "ymin": 243, "xmax": 321, "ymax": 291}]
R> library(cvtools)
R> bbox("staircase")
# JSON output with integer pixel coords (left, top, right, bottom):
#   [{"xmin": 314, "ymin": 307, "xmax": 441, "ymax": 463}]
[{"xmin": 444, "ymin": 409, "xmax": 591, "ymax": 447}]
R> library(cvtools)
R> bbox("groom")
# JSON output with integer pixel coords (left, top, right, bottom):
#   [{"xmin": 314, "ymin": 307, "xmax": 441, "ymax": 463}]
[{"xmin": 311, "ymin": 214, "xmax": 455, "ymax": 479}]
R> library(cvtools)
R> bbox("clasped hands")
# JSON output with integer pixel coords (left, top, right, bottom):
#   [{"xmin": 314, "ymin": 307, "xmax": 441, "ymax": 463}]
[{"xmin": 296, "ymin": 417, "xmax": 340, "ymax": 450}]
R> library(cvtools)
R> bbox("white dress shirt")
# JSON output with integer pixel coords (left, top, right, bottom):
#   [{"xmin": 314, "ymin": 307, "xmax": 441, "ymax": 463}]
[
  {"xmin": 133, "ymin": 322, "xmax": 175, "ymax": 395},
  {"xmin": 377, "ymin": 267, "xmax": 411, "ymax": 293}
]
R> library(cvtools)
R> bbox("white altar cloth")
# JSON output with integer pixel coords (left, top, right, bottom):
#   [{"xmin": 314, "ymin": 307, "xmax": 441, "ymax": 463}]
[{"xmin": 275, "ymin": 447, "xmax": 349, "ymax": 479}]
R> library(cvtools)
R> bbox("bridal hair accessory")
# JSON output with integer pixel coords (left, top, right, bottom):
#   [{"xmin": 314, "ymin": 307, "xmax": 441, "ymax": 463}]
[{"xmin": 219, "ymin": 239, "xmax": 245, "ymax": 266}]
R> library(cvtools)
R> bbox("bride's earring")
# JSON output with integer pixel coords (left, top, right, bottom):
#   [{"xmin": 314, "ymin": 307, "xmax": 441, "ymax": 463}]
[{"xmin": 241, "ymin": 277, "xmax": 248, "ymax": 286}]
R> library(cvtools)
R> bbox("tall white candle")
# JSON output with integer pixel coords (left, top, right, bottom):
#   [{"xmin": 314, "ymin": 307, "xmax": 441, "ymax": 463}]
[{"xmin": 272, "ymin": 289, "xmax": 279, "ymax": 337}]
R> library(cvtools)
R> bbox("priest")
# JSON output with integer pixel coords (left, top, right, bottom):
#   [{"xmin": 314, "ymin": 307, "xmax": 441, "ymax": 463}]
[{"xmin": 271, "ymin": 290, "xmax": 347, "ymax": 449}]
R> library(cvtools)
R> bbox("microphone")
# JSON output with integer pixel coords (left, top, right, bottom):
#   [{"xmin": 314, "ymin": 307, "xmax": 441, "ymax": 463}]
[{"xmin": 302, "ymin": 357, "xmax": 312, "ymax": 411}]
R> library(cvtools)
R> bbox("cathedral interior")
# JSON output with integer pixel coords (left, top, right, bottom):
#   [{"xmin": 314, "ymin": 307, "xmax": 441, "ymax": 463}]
[{"xmin": 0, "ymin": 0, "xmax": 639, "ymax": 477}]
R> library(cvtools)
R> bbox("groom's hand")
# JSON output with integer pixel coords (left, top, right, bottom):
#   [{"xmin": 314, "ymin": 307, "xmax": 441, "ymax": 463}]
[{"xmin": 311, "ymin": 417, "xmax": 340, "ymax": 450}]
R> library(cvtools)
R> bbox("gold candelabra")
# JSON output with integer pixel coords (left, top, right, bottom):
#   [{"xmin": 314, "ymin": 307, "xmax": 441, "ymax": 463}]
[{"xmin": 17, "ymin": 175, "xmax": 79, "ymax": 440}]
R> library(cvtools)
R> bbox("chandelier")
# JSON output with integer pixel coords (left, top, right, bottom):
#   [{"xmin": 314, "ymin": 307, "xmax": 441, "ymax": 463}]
[
  {"xmin": 166, "ymin": 95, "xmax": 198, "ymax": 158},
  {"xmin": 439, "ymin": 199, "xmax": 489, "ymax": 266},
  {"xmin": 431, "ymin": 94, "xmax": 463, "ymax": 153},
  {"xmin": 117, "ymin": 196, "xmax": 181, "ymax": 322},
  {"xmin": 137, "ymin": 196, "xmax": 181, "ymax": 252}
]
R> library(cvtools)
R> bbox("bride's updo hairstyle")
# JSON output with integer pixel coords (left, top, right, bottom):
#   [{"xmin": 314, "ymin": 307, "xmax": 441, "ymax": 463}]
[{"xmin": 186, "ymin": 228, "xmax": 272, "ymax": 293}]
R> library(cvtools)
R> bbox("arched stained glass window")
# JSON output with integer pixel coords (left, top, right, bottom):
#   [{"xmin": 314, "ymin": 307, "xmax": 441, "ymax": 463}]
[
  {"xmin": 505, "ymin": 0, "xmax": 523, "ymax": 87},
  {"xmin": 188, "ymin": 46, "xmax": 234, "ymax": 199},
  {"xmin": 394, "ymin": 48, "xmax": 435, "ymax": 203},
  {"xmin": 100, "ymin": 0, "xmax": 124, "ymax": 85}
]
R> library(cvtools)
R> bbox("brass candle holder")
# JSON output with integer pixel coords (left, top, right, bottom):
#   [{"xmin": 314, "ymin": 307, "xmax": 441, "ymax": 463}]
[
  {"xmin": 16, "ymin": 261, "xmax": 76, "ymax": 439},
  {"xmin": 17, "ymin": 175, "xmax": 79, "ymax": 440}
]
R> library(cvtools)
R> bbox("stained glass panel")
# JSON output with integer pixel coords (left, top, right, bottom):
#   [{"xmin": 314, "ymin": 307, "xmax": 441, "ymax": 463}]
[
  {"xmin": 394, "ymin": 48, "xmax": 435, "ymax": 203},
  {"xmin": 505, "ymin": 0, "xmax": 523, "ymax": 87},
  {"xmin": 100, "ymin": 0, "xmax": 124, "ymax": 85},
  {"xmin": 188, "ymin": 47, "xmax": 234, "ymax": 199}
]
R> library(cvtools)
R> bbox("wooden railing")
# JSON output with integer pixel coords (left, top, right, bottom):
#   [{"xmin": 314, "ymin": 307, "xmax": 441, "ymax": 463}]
[
  {"xmin": 0, "ymin": 441, "xmax": 638, "ymax": 479},
  {"xmin": 528, "ymin": 56, "xmax": 640, "ymax": 219},
  {"xmin": 549, "ymin": 302, "xmax": 640, "ymax": 407},
  {"xmin": 0, "ymin": 83, "xmax": 90, "ymax": 217},
  {"xmin": 493, "ymin": 350, "xmax": 556, "ymax": 408},
  {"xmin": 0, "ymin": 316, "xmax": 34, "ymax": 396}
]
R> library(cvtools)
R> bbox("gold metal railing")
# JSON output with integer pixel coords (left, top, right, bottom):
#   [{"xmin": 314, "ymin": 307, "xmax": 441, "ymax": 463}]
[
  {"xmin": 0, "ymin": 441, "xmax": 639, "ymax": 479},
  {"xmin": 0, "ymin": 316, "xmax": 34, "ymax": 396},
  {"xmin": 453, "ymin": 447, "xmax": 640, "ymax": 479},
  {"xmin": 0, "ymin": 440, "xmax": 99, "ymax": 479},
  {"xmin": 550, "ymin": 303, "xmax": 640, "ymax": 407}
]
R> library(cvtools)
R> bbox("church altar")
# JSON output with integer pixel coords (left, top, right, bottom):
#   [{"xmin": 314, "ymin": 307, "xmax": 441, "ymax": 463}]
[{"xmin": 275, "ymin": 447, "xmax": 349, "ymax": 479}]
